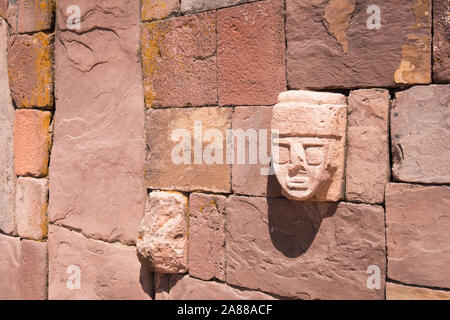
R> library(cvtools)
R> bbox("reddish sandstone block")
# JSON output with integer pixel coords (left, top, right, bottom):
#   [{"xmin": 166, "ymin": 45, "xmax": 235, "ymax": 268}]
[
  {"xmin": 141, "ymin": 11, "xmax": 217, "ymax": 108},
  {"xmin": 386, "ymin": 183, "xmax": 450, "ymax": 289},
  {"xmin": 231, "ymin": 106, "xmax": 281, "ymax": 197},
  {"xmin": 48, "ymin": 225, "xmax": 153, "ymax": 300},
  {"xmin": 181, "ymin": 0, "xmax": 246, "ymax": 13},
  {"xmin": 145, "ymin": 107, "xmax": 232, "ymax": 193},
  {"xmin": 17, "ymin": 0, "xmax": 55, "ymax": 33},
  {"xmin": 189, "ymin": 193, "xmax": 226, "ymax": 281},
  {"xmin": 14, "ymin": 110, "xmax": 51, "ymax": 178},
  {"xmin": 346, "ymin": 89, "xmax": 390, "ymax": 204},
  {"xmin": 386, "ymin": 282, "xmax": 450, "ymax": 300},
  {"xmin": 8, "ymin": 32, "xmax": 53, "ymax": 109},
  {"xmin": 0, "ymin": 0, "xmax": 7, "ymax": 18},
  {"xmin": 226, "ymin": 196, "xmax": 386, "ymax": 299},
  {"xmin": 217, "ymin": 0, "xmax": 286, "ymax": 106},
  {"xmin": 163, "ymin": 275, "xmax": 276, "ymax": 300},
  {"xmin": 433, "ymin": 0, "xmax": 450, "ymax": 82},
  {"xmin": 19, "ymin": 239, "xmax": 48, "ymax": 300},
  {"xmin": 142, "ymin": 0, "xmax": 179, "ymax": 21},
  {"xmin": 15, "ymin": 177, "xmax": 48, "ymax": 240},
  {"xmin": 0, "ymin": 234, "xmax": 20, "ymax": 299},
  {"xmin": 286, "ymin": 0, "xmax": 431, "ymax": 89}
]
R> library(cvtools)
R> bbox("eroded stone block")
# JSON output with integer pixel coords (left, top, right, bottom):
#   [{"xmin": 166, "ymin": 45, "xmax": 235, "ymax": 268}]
[
  {"xmin": 19, "ymin": 239, "xmax": 47, "ymax": 300},
  {"xmin": 15, "ymin": 177, "xmax": 48, "ymax": 240},
  {"xmin": 391, "ymin": 85, "xmax": 450, "ymax": 184},
  {"xmin": 433, "ymin": 0, "xmax": 450, "ymax": 83},
  {"xmin": 137, "ymin": 191, "xmax": 189, "ymax": 274},
  {"xmin": 346, "ymin": 89, "xmax": 390, "ymax": 204},
  {"xmin": 386, "ymin": 282, "xmax": 450, "ymax": 300},
  {"xmin": 271, "ymin": 90, "xmax": 347, "ymax": 202},
  {"xmin": 0, "ymin": 234, "xmax": 20, "ymax": 299},
  {"xmin": 386, "ymin": 183, "xmax": 450, "ymax": 289},
  {"xmin": 17, "ymin": 0, "xmax": 55, "ymax": 33}
]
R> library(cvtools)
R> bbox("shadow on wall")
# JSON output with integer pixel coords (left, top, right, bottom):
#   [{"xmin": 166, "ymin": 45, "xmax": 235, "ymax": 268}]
[{"xmin": 267, "ymin": 198, "xmax": 338, "ymax": 258}]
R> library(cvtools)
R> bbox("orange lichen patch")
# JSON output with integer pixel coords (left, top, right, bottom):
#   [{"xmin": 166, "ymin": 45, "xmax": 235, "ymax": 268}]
[
  {"xmin": 39, "ymin": 199, "xmax": 49, "ymax": 239},
  {"xmin": 36, "ymin": 0, "xmax": 55, "ymax": 31},
  {"xmin": 323, "ymin": 0, "xmax": 355, "ymax": 54},
  {"xmin": 412, "ymin": 0, "xmax": 431, "ymax": 29},
  {"xmin": 33, "ymin": 32, "xmax": 53, "ymax": 108}
]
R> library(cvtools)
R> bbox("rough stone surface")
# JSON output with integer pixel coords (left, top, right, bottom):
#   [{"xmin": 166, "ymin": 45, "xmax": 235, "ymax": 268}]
[
  {"xmin": 287, "ymin": 0, "xmax": 432, "ymax": 89},
  {"xmin": 17, "ymin": 0, "xmax": 55, "ymax": 33},
  {"xmin": 226, "ymin": 196, "xmax": 386, "ymax": 299},
  {"xmin": 49, "ymin": 0, "xmax": 146, "ymax": 244},
  {"xmin": 386, "ymin": 183, "xmax": 450, "ymax": 289},
  {"xmin": 217, "ymin": 0, "xmax": 286, "ymax": 106},
  {"xmin": 189, "ymin": 193, "xmax": 226, "ymax": 281},
  {"xmin": 14, "ymin": 109, "xmax": 51, "ymax": 178},
  {"xmin": 0, "ymin": 234, "xmax": 20, "ymax": 299},
  {"xmin": 19, "ymin": 239, "xmax": 48, "ymax": 300},
  {"xmin": 137, "ymin": 191, "xmax": 188, "ymax": 274},
  {"xmin": 386, "ymin": 282, "xmax": 450, "ymax": 300},
  {"xmin": 6, "ymin": 1, "xmax": 18, "ymax": 33},
  {"xmin": 181, "ymin": 0, "xmax": 245, "ymax": 13},
  {"xmin": 433, "ymin": 0, "xmax": 450, "ymax": 82},
  {"xmin": 15, "ymin": 177, "xmax": 48, "ymax": 240},
  {"xmin": 232, "ymin": 106, "xmax": 281, "ymax": 197},
  {"xmin": 272, "ymin": 91, "xmax": 347, "ymax": 202},
  {"xmin": 164, "ymin": 275, "xmax": 276, "ymax": 300},
  {"xmin": 0, "ymin": 1, "xmax": 7, "ymax": 18},
  {"xmin": 346, "ymin": 89, "xmax": 390, "ymax": 204},
  {"xmin": 145, "ymin": 107, "xmax": 232, "ymax": 193},
  {"xmin": 8, "ymin": 32, "xmax": 53, "ymax": 109},
  {"xmin": 141, "ymin": 11, "xmax": 216, "ymax": 108},
  {"xmin": 48, "ymin": 225, "xmax": 153, "ymax": 300},
  {"xmin": 142, "ymin": 0, "xmax": 179, "ymax": 21},
  {"xmin": 391, "ymin": 85, "xmax": 450, "ymax": 184},
  {"xmin": 0, "ymin": 18, "xmax": 16, "ymax": 235}
]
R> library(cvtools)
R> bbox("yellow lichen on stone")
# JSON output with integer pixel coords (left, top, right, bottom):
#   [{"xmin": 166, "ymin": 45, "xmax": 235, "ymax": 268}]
[
  {"xmin": 33, "ymin": 32, "xmax": 53, "ymax": 108},
  {"xmin": 323, "ymin": 0, "xmax": 355, "ymax": 54},
  {"xmin": 142, "ymin": 0, "xmax": 168, "ymax": 22}
]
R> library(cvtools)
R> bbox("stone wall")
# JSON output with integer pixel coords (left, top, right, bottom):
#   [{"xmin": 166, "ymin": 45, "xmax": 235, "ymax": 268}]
[{"xmin": 0, "ymin": 0, "xmax": 449, "ymax": 300}]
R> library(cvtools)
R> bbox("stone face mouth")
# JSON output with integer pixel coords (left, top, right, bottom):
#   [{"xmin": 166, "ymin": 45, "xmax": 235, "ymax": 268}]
[{"xmin": 286, "ymin": 176, "xmax": 309, "ymax": 190}]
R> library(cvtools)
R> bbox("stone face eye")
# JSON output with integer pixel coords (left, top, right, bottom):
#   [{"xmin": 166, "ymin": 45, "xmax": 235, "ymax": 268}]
[
  {"xmin": 305, "ymin": 146, "xmax": 324, "ymax": 166},
  {"xmin": 276, "ymin": 145, "xmax": 290, "ymax": 165}
]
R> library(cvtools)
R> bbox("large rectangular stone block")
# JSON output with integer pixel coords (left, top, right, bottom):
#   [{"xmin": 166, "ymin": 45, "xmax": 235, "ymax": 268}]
[
  {"xmin": 16, "ymin": 0, "xmax": 55, "ymax": 33},
  {"xmin": 19, "ymin": 239, "xmax": 48, "ymax": 300},
  {"xmin": 145, "ymin": 107, "xmax": 232, "ymax": 193},
  {"xmin": 346, "ymin": 89, "xmax": 390, "ymax": 204},
  {"xmin": 386, "ymin": 183, "xmax": 450, "ymax": 289},
  {"xmin": 286, "ymin": 0, "xmax": 432, "ymax": 89},
  {"xmin": 391, "ymin": 85, "xmax": 450, "ymax": 184},
  {"xmin": 0, "ymin": 234, "xmax": 21, "ymax": 299},
  {"xmin": 49, "ymin": 0, "xmax": 146, "ymax": 244},
  {"xmin": 217, "ymin": 0, "xmax": 286, "ymax": 106},
  {"xmin": 386, "ymin": 282, "xmax": 450, "ymax": 300},
  {"xmin": 48, "ymin": 225, "xmax": 153, "ymax": 300},
  {"xmin": 433, "ymin": 0, "xmax": 450, "ymax": 83},
  {"xmin": 226, "ymin": 196, "xmax": 386, "ymax": 299},
  {"xmin": 141, "ymin": 11, "xmax": 217, "ymax": 108}
]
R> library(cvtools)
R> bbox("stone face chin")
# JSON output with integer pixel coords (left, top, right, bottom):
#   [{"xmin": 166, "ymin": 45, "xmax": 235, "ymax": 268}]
[{"xmin": 271, "ymin": 90, "xmax": 347, "ymax": 202}]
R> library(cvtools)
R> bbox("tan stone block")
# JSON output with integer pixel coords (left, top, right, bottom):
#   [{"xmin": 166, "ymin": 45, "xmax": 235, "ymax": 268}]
[
  {"xmin": 189, "ymin": 193, "xmax": 226, "ymax": 281},
  {"xmin": 271, "ymin": 90, "xmax": 347, "ymax": 202},
  {"xmin": 137, "ymin": 191, "xmax": 189, "ymax": 274},
  {"xmin": 386, "ymin": 183, "xmax": 450, "ymax": 289},
  {"xmin": 346, "ymin": 89, "xmax": 390, "ymax": 204},
  {"xmin": 8, "ymin": 33, "xmax": 53, "ymax": 109},
  {"xmin": 14, "ymin": 110, "xmax": 51, "ymax": 178},
  {"xmin": 142, "ymin": 0, "xmax": 179, "ymax": 21},
  {"xmin": 145, "ymin": 107, "xmax": 232, "ymax": 193},
  {"xmin": 386, "ymin": 282, "xmax": 450, "ymax": 300},
  {"xmin": 19, "ymin": 239, "xmax": 47, "ymax": 300},
  {"xmin": 0, "ymin": 234, "xmax": 21, "ymax": 299},
  {"xmin": 15, "ymin": 177, "xmax": 48, "ymax": 240}
]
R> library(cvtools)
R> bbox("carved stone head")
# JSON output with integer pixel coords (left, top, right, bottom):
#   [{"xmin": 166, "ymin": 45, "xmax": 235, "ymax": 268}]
[{"xmin": 271, "ymin": 90, "xmax": 347, "ymax": 202}]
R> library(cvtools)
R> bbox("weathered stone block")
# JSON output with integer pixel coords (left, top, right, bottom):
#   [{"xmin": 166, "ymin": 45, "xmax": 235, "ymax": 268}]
[
  {"xmin": 391, "ymin": 85, "xmax": 450, "ymax": 184},
  {"xmin": 0, "ymin": 234, "xmax": 20, "ymax": 299},
  {"xmin": 433, "ymin": 0, "xmax": 450, "ymax": 83},
  {"xmin": 48, "ymin": 225, "xmax": 153, "ymax": 300},
  {"xmin": 386, "ymin": 282, "xmax": 450, "ymax": 300},
  {"xmin": 232, "ymin": 106, "xmax": 281, "ymax": 197},
  {"xmin": 49, "ymin": 0, "xmax": 146, "ymax": 244},
  {"xmin": 0, "ymin": 0, "xmax": 7, "ymax": 18},
  {"xmin": 15, "ymin": 177, "xmax": 48, "ymax": 240},
  {"xmin": 8, "ymin": 32, "xmax": 53, "ymax": 109},
  {"xmin": 0, "ymin": 18, "xmax": 16, "ymax": 235},
  {"xmin": 19, "ymin": 239, "xmax": 48, "ymax": 300},
  {"xmin": 145, "ymin": 107, "xmax": 232, "ymax": 193},
  {"xmin": 137, "ymin": 191, "xmax": 189, "ymax": 274},
  {"xmin": 164, "ymin": 275, "xmax": 276, "ymax": 300},
  {"xmin": 386, "ymin": 183, "xmax": 450, "ymax": 289},
  {"xmin": 141, "ymin": 11, "xmax": 217, "ymax": 108},
  {"xmin": 142, "ymin": 0, "xmax": 179, "ymax": 21},
  {"xmin": 346, "ymin": 89, "xmax": 390, "ymax": 204},
  {"xmin": 14, "ymin": 109, "xmax": 51, "ymax": 178},
  {"xmin": 181, "ymin": 0, "xmax": 245, "ymax": 13},
  {"xmin": 217, "ymin": 0, "xmax": 286, "ymax": 106},
  {"xmin": 271, "ymin": 91, "xmax": 347, "ymax": 202},
  {"xmin": 189, "ymin": 193, "xmax": 226, "ymax": 281},
  {"xmin": 226, "ymin": 196, "xmax": 386, "ymax": 299},
  {"xmin": 17, "ymin": 0, "xmax": 55, "ymax": 33},
  {"xmin": 287, "ymin": 0, "xmax": 432, "ymax": 89}
]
